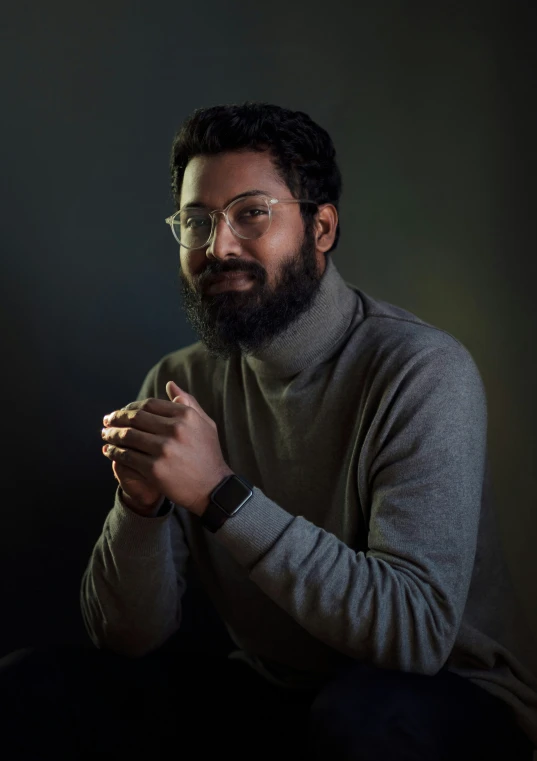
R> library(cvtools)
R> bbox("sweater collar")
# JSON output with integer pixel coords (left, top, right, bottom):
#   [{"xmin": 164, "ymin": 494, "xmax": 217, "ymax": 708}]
[{"xmin": 244, "ymin": 255, "xmax": 361, "ymax": 378}]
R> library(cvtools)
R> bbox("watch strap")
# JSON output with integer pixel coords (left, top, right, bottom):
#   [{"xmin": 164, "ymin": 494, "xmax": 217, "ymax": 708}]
[{"xmin": 156, "ymin": 496, "xmax": 174, "ymax": 517}]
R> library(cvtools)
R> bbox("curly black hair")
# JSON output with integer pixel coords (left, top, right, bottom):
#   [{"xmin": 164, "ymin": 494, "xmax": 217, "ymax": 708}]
[{"xmin": 169, "ymin": 101, "xmax": 342, "ymax": 254}]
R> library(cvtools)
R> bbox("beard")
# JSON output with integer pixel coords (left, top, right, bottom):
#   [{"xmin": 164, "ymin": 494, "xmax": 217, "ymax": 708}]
[{"xmin": 178, "ymin": 223, "xmax": 324, "ymax": 360}]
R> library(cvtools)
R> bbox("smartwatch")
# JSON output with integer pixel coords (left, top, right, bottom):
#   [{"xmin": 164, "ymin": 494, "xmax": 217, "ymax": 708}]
[{"xmin": 200, "ymin": 474, "xmax": 254, "ymax": 533}]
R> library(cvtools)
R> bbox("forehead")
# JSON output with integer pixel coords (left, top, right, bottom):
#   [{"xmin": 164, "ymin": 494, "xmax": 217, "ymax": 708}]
[{"xmin": 180, "ymin": 150, "xmax": 286, "ymax": 207}]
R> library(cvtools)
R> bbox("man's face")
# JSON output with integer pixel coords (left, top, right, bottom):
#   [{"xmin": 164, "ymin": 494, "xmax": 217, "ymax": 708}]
[{"xmin": 178, "ymin": 149, "xmax": 330, "ymax": 360}]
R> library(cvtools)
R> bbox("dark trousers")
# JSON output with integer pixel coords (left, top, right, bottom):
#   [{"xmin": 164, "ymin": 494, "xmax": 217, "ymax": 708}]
[{"xmin": 0, "ymin": 636, "xmax": 533, "ymax": 760}]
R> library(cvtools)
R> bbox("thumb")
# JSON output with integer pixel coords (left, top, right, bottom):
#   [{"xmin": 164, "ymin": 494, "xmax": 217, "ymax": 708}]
[
  {"xmin": 166, "ymin": 380, "xmax": 187, "ymax": 404},
  {"xmin": 165, "ymin": 381, "xmax": 215, "ymax": 428}
]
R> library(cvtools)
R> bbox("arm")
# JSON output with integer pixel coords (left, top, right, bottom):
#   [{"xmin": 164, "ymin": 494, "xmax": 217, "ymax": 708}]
[
  {"xmin": 80, "ymin": 363, "xmax": 190, "ymax": 658},
  {"xmin": 214, "ymin": 344, "xmax": 488, "ymax": 675}
]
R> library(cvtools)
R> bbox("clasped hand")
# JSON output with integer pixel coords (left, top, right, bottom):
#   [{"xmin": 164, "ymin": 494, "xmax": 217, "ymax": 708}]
[{"xmin": 101, "ymin": 381, "xmax": 233, "ymax": 516}]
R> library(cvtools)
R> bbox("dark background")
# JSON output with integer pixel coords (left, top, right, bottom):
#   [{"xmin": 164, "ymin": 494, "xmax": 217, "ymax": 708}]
[{"xmin": 0, "ymin": 1, "xmax": 535, "ymax": 657}]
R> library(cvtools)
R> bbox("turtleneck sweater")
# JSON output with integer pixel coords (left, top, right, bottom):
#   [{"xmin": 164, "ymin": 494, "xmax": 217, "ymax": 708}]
[{"xmin": 81, "ymin": 255, "xmax": 537, "ymax": 747}]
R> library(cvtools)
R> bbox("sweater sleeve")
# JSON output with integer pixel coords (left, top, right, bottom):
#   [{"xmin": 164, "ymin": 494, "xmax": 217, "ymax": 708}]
[
  {"xmin": 213, "ymin": 344, "xmax": 488, "ymax": 675},
  {"xmin": 80, "ymin": 362, "xmax": 190, "ymax": 658}
]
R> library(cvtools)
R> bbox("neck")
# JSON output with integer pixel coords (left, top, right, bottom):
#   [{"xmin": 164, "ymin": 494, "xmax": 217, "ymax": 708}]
[{"xmin": 245, "ymin": 256, "xmax": 361, "ymax": 378}]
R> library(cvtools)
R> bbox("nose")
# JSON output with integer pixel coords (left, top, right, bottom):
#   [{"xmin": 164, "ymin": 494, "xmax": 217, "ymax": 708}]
[{"xmin": 205, "ymin": 211, "xmax": 239, "ymax": 258}]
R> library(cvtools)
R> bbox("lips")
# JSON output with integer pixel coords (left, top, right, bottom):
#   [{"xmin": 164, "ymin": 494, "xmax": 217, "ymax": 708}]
[
  {"xmin": 204, "ymin": 272, "xmax": 254, "ymax": 293},
  {"xmin": 207, "ymin": 272, "xmax": 252, "ymax": 285}
]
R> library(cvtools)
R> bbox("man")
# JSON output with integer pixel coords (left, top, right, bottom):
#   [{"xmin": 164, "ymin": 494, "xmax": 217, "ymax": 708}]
[{"xmin": 3, "ymin": 102, "xmax": 536, "ymax": 760}]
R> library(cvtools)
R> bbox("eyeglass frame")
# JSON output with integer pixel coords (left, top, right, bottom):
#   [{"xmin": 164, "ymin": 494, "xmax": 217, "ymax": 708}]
[{"xmin": 164, "ymin": 194, "xmax": 321, "ymax": 250}]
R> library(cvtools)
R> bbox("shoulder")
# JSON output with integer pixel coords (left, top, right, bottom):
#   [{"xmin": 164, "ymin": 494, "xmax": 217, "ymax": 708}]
[{"xmin": 347, "ymin": 285, "xmax": 484, "ymax": 389}]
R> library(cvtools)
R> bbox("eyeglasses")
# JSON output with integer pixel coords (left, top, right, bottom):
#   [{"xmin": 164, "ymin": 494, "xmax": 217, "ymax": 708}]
[{"xmin": 164, "ymin": 193, "xmax": 319, "ymax": 250}]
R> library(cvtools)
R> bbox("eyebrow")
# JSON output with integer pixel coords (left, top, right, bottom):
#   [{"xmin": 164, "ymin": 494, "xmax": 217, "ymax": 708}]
[{"xmin": 180, "ymin": 189, "xmax": 272, "ymax": 210}]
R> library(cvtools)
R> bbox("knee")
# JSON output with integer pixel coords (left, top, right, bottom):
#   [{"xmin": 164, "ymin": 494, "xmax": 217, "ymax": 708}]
[
  {"xmin": 306, "ymin": 672, "xmax": 372, "ymax": 760},
  {"xmin": 306, "ymin": 663, "xmax": 409, "ymax": 761},
  {"xmin": 0, "ymin": 644, "xmax": 59, "ymax": 677},
  {"xmin": 308, "ymin": 661, "xmax": 378, "ymax": 729},
  {"xmin": 0, "ymin": 643, "xmax": 98, "ymax": 691},
  {"xmin": 0, "ymin": 645, "xmax": 36, "ymax": 670}
]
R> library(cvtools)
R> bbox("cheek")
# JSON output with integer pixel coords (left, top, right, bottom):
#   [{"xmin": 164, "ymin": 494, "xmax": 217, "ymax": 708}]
[
  {"xmin": 251, "ymin": 222, "xmax": 301, "ymax": 281},
  {"xmin": 179, "ymin": 250, "xmax": 191, "ymax": 273},
  {"xmin": 179, "ymin": 252, "xmax": 203, "ymax": 287},
  {"xmin": 256, "ymin": 217, "xmax": 301, "ymax": 261}
]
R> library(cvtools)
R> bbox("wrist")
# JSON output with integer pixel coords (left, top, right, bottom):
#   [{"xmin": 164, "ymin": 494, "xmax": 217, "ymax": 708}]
[
  {"xmin": 196, "ymin": 467, "xmax": 235, "ymax": 517},
  {"xmin": 120, "ymin": 489, "xmax": 165, "ymax": 518}
]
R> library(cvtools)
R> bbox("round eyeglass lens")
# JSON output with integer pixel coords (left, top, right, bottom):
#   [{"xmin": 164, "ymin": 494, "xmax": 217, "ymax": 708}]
[{"xmin": 174, "ymin": 194, "xmax": 272, "ymax": 249}]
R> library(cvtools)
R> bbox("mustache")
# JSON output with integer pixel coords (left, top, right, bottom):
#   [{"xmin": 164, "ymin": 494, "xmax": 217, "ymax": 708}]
[
  {"xmin": 199, "ymin": 265, "xmax": 264, "ymax": 287},
  {"xmin": 204, "ymin": 264, "xmax": 259, "ymax": 277}
]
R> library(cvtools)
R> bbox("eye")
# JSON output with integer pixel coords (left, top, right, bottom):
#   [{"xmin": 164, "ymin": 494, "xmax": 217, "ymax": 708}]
[
  {"xmin": 238, "ymin": 208, "xmax": 267, "ymax": 219},
  {"xmin": 184, "ymin": 216, "xmax": 210, "ymax": 229}
]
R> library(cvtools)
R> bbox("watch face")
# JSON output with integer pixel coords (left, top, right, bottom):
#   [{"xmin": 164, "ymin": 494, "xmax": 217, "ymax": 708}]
[{"xmin": 214, "ymin": 476, "xmax": 252, "ymax": 515}]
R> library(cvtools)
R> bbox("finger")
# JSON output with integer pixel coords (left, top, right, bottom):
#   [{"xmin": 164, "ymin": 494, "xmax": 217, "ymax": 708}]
[
  {"xmin": 103, "ymin": 408, "xmax": 181, "ymax": 436},
  {"xmin": 103, "ymin": 443, "xmax": 152, "ymax": 475},
  {"xmin": 166, "ymin": 381, "xmax": 181, "ymax": 402},
  {"xmin": 103, "ymin": 398, "xmax": 189, "ymax": 428},
  {"xmin": 102, "ymin": 426, "xmax": 166, "ymax": 457},
  {"xmin": 113, "ymin": 460, "xmax": 141, "ymax": 480}
]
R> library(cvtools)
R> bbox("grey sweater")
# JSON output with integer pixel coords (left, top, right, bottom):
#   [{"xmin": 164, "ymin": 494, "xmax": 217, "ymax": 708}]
[{"xmin": 81, "ymin": 255, "xmax": 537, "ymax": 746}]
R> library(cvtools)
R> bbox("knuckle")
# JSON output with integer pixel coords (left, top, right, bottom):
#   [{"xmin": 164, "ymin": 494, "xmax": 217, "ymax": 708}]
[
  {"xmin": 183, "ymin": 407, "xmax": 196, "ymax": 422},
  {"xmin": 161, "ymin": 439, "xmax": 175, "ymax": 458},
  {"xmin": 148, "ymin": 459, "xmax": 161, "ymax": 478}
]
